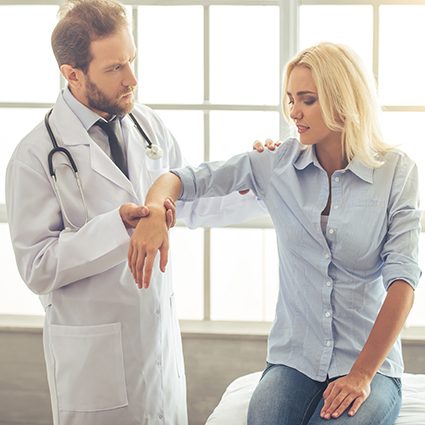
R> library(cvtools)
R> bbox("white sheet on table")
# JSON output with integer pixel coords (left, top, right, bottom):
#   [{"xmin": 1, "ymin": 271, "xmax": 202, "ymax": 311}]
[{"xmin": 206, "ymin": 372, "xmax": 425, "ymax": 425}]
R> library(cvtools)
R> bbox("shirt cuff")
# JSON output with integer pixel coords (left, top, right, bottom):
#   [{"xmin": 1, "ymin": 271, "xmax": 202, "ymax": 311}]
[
  {"xmin": 170, "ymin": 168, "xmax": 196, "ymax": 201},
  {"xmin": 383, "ymin": 264, "xmax": 422, "ymax": 291}
]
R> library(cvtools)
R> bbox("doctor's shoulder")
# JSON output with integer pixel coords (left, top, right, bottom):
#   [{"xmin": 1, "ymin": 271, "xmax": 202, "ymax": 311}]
[{"xmin": 8, "ymin": 119, "xmax": 51, "ymax": 171}]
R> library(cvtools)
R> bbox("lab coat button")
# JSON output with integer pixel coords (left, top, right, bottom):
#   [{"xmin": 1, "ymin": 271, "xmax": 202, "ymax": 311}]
[
  {"xmin": 326, "ymin": 281, "xmax": 332, "ymax": 287},
  {"xmin": 329, "ymin": 228, "xmax": 334, "ymax": 234},
  {"xmin": 325, "ymin": 311, "xmax": 331, "ymax": 318},
  {"xmin": 159, "ymin": 414, "xmax": 164, "ymax": 420},
  {"xmin": 326, "ymin": 340, "xmax": 331, "ymax": 347},
  {"xmin": 334, "ymin": 177, "xmax": 340, "ymax": 182}
]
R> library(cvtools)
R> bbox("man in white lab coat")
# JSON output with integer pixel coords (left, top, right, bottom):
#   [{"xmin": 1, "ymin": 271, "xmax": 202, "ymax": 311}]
[{"xmin": 5, "ymin": 1, "xmax": 265, "ymax": 424}]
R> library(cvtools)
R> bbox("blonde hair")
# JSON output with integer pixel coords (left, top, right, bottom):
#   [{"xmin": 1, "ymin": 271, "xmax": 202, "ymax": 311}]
[{"xmin": 282, "ymin": 42, "xmax": 392, "ymax": 168}]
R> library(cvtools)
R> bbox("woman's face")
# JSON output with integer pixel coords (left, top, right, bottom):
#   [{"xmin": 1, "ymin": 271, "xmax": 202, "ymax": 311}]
[{"xmin": 286, "ymin": 66, "xmax": 341, "ymax": 148}]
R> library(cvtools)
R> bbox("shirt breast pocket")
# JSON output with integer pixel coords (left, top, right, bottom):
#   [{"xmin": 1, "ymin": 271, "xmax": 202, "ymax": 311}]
[{"xmin": 341, "ymin": 199, "xmax": 387, "ymax": 268}]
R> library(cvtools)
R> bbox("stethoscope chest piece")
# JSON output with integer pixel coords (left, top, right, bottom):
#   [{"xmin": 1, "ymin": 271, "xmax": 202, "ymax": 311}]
[{"xmin": 145, "ymin": 144, "xmax": 163, "ymax": 160}]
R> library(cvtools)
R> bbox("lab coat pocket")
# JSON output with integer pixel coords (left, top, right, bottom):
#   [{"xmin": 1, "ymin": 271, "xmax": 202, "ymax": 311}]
[{"xmin": 50, "ymin": 322, "xmax": 128, "ymax": 412}]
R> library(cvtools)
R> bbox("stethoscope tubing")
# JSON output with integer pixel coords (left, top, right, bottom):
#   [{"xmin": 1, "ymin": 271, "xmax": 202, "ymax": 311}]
[{"xmin": 44, "ymin": 107, "xmax": 161, "ymax": 230}]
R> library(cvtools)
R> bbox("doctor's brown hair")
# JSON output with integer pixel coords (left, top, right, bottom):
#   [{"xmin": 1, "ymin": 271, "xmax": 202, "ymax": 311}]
[{"xmin": 51, "ymin": 0, "xmax": 128, "ymax": 73}]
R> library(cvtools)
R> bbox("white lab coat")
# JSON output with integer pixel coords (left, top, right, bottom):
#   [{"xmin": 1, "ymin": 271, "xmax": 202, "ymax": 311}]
[{"xmin": 6, "ymin": 92, "xmax": 267, "ymax": 425}]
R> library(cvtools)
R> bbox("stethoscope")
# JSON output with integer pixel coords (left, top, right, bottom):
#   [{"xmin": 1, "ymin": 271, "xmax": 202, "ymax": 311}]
[{"xmin": 44, "ymin": 108, "xmax": 163, "ymax": 230}]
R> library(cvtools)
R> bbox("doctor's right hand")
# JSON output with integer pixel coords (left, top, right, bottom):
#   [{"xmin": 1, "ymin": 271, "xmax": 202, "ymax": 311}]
[
  {"xmin": 128, "ymin": 204, "xmax": 169, "ymax": 289},
  {"xmin": 120, "ymin": 200, "xmax": 176, "ymax": 229}
]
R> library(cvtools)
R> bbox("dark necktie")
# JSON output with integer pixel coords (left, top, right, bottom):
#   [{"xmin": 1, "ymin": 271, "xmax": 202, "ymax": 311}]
[{"xmin": 95, "ymin": 119, "xmax": 128, "ymax": 178}]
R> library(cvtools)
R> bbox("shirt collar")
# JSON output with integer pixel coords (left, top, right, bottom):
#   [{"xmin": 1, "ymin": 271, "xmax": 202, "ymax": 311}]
[
  {"xmin": 62, "ymin": 86, "xmax": 104, "ymax": 130},
  {"xmin": 293, "ymin": 144, "xmax": 374, "ymax": 184},
  {"xmin": 346, "ymin": 157, "xmax": 374, "ymax": 184},
  {"xmin": 293, "ymin": 145, "xmax": 319, "ymax": 170}
]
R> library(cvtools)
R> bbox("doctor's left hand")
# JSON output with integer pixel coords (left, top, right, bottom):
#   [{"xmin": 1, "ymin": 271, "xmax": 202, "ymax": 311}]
[{"xmin": 128, "ymin": 204, "xmax": 169, "ymax": 289}]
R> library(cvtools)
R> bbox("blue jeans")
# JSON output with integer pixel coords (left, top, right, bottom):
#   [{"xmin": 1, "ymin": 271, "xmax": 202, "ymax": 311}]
[{"xmin": 247, "ymin": 364, "xmax": 401, "ymax": 425}]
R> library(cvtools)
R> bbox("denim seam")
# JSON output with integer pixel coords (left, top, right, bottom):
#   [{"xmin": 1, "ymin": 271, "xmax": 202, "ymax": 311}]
[{"xmin": 301, "ymin": 386, "xmax": 326, "ymax": 425}]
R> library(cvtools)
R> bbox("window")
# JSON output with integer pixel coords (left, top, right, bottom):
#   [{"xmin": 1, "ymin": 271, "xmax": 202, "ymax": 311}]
[{"xmin": 1, "ymin": 1, "xmax": 424, "ymax": 331}]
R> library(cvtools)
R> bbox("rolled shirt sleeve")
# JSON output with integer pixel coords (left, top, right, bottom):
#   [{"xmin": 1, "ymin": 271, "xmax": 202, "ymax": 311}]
[{"xmin": 381, "ymin": 155, "xmax": 422, "ymax": 290}]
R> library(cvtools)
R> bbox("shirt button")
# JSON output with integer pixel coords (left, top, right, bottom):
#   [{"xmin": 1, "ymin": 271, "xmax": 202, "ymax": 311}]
[
  {"xmin": 333, "ymin": 205, "xmax": 339, "ymax": 209},
  {"xmin": 325, "ymin": 311, "xmax": 331, "ymax": 318},
  {"xmin": 329, "ymin": 228, "xmax": 335, "ymax": 234},
  {"xmin": 157, "ymin": 359, "xmax": 161, "ymax": 366},
  {"xmin": 155, "ymin": 309, "xmax": 160, "ymax": 315},
  {"xmin": 326, "ymin": 281, "xmax": 332, "ymax": 287},
  {"xmin": 334, "ymin": 177, "xmax": 340, "ymax": 183},
  {"xmin": 324, "ymin": 253, "xmax": 330, "ymax": 259},
  {"xmin": 326, "ymin": 340, "xmax": 331, "ymax": 347},
  {"xmin": 159, "ymin": 414, "xmax": 164, "ymax": 420}
]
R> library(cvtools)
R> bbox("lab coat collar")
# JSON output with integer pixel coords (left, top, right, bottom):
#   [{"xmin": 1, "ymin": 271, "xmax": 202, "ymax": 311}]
[
  {"xmin": 50, "ymin": 93, "xmax": 137, "ymax": 198},
  {"xmin": 49, "ymin": 93, "xmax": 93, "ymax": 147}
]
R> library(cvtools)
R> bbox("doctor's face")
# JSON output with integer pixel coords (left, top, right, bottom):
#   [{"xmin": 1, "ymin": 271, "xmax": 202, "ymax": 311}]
[
  {"xmin": 82, "ymin": 27, "xmax": 137, "ymax": 119},
  {"xmin": 287, "ymin": 66, "xmax": 341, "ymax": 149}
]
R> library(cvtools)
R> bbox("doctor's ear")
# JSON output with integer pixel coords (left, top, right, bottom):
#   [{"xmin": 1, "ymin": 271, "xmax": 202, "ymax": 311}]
[{"xmin": 60, "ymin": 64, "xmax": 84, "ymax": 88}]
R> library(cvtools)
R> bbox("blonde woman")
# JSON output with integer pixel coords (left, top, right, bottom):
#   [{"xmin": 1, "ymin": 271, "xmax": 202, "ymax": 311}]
[{"xmin": 128, "ymin": 43, "xmax": 421, "ymax": 425}]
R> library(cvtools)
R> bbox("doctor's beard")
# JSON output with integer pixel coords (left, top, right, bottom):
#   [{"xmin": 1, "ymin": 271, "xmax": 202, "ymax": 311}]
[{"xmin": 85, "ymin": 76, "xmax": 135, "ymax": 117}]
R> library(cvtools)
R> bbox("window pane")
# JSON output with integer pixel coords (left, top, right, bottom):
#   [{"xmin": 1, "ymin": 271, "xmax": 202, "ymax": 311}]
[
  {"xmin": 0, "ymin": 108, "xmax": 48, "ymax": 204},
  {"xmin": 379, "ymin": 6, "xmax": 425, "ymax": 105},
  {"xmin": 155, "ymin": 110, "xmax": 204, "ymax": 166},
  {"xmin": 300, "ymin": 5, "xmax": 373, "ymax": 71},
  {"xmin": 0, "ymin": 6, "xmax": 59, "ymax": 103},
  {"xmin": 210, "ymin": 111, "xmax": 279, "ymax": 161},
  {"xmin": 211, "ymin": 228, "xmax": 278, "ymax": 321},
  {"xmin": 380, "ymin": 112, "xmax": 425, "ymax": 204},
  {"xmin": 137, "ymin": 6, "xmax": 203, "ymax": 103},
  {"xmin": 0, "ymin": 224, "xmax": 44, "ymax": 315},
  {"xmin": 210, "ymin": 6, "xmax": 279, "ymax": 105},
  {"xmin": 171, "ymin": 227, "xmax": 203, "ymax": 320}
]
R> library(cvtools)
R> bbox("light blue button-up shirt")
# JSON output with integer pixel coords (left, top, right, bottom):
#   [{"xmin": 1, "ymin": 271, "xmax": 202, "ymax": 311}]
[{"xmin": 172, "ymin": 138, "xmax": 421, "ymax": 381}]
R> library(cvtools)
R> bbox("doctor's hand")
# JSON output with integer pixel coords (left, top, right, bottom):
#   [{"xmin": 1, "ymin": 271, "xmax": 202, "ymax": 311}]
[
  {"xmin": 120, "ymin": 200, "xmax": 176, "ymax": 229},
  {"xmin": 253, "ymin": 138, "xmax": 282, "ymax": 153},
  {"xmin": 320, "ymin": 371, "xmax": 371, "ymax": 420},
  {"xmin": 128, "ymin": 204, "xmax": 169, "ymax": 289}
]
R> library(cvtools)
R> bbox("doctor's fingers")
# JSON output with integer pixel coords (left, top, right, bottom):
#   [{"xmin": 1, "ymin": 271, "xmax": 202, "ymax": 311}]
[
  {"xmin": 164, "ymin": 198, "xmax": 176, "ymax": 229},
  {"xmin": 120, "ymin": 203, "xmax": 150, "ymax": 229},
  {"xmin": 252, "ymin": 139, "xmax": 281, "ymax": 153},
  {"xmin": 252, "ymin": 140, "xmax": 265, "ymax": 152}
]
